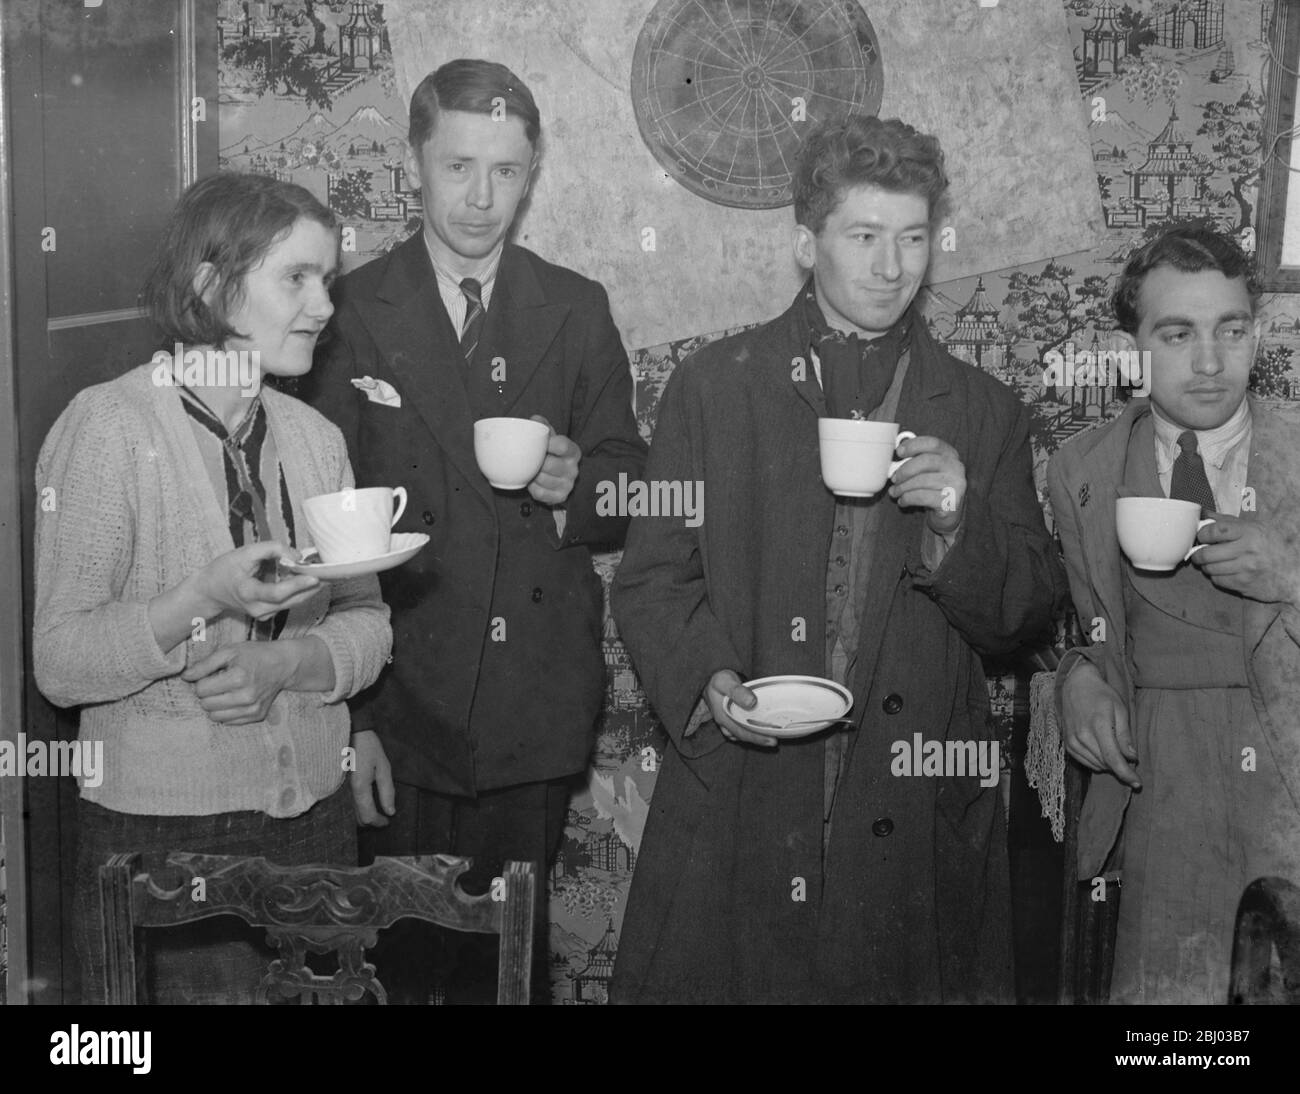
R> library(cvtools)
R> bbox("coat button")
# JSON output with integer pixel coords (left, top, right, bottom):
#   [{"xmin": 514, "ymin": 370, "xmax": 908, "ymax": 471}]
[
  {"xmin": 520, "ymin": 501, "xmax": 533, "ymax": 517},
  {"xmin": 882, "ymin": 693, "xmax": 903, "ymax": 715},
  {"xmin": 531, "ymin": 587, "xmax": 544, "ymax": 603},
  {"xmin": 836, "ymin": 525, "xmax": 849, "ymax": 537},
  {"xmin": 871, "ymin": 817, "xmax": 894, "ymax": 837},
  {"xmin": 421, "ymin": 510, "xmax": 436, "ymax": 526},
  {"xmin": 834, "ymin": 583, "xmax": 847, "ymax": 596}
]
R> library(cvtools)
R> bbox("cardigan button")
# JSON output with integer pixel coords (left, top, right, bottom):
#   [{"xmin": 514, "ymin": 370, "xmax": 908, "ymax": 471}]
[
  {"xmin": 421, "ymin": 510, "xmax": 436, "ymax": 526},
  {"xmin": 531, "ymin": 587, "xmax": 544, "ymax": 603},
  {"xmin": 277, "ymin": 745, "xmax": 292, "ymax": 768},
  {"xmin": 871, "ymin": 818, "xmax": 894, "ymax": 838},
  {"xmin": 520, "ymin": 501, "xmax": 533, "ymax": 517},
  {"xmin": 279, "ymin": 787, "xmax": 297, "ymax": 811},
  {"xmin": 882, "ymin": 693, "xmax": 903, "ymax": 715}
]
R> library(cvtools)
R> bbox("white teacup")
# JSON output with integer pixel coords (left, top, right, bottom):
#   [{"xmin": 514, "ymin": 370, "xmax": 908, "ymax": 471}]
[
  {"xmin": 818, "ymin": 419, "xmax": 917, "ymax": 497},
  {"xmin": 303, "ymin": 486, "xmax": 407, "ymax": 564},
  {"xmin": 474, "ymin": 417, "xmax": 550, "ymax": 490},
  {"xmin": 1116, "ymin": 496, "xmax": 1215, "ymax": 572}
]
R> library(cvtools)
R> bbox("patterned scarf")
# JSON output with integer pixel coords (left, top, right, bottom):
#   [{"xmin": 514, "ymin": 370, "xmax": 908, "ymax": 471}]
[
  {"xmin": 179, "ymin": 387, "xmax": 294, "ymax": 641},
  {"xmin": 802, "ymin": 276, "xmax": 913, "ymax": 419}
]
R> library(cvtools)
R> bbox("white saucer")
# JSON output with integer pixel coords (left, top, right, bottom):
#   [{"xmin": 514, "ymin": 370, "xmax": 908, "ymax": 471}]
[
  {"xmin": 724, "ymin": 675, "xmax": 854, "ymax": 739},
  {"xmin": 282, "ymin": 533, "xmax": 429, "ymax": 580}
]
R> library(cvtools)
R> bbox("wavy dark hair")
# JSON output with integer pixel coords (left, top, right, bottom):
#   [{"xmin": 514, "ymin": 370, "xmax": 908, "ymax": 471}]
[
  {"xmin": 793, "ymin": 115, "xmax": 948, "ymax": 233},
  {"xmin": 408, "ymin": 58, "xmax": 541, "ymax": 153},
  {"xmin": 141, "ymin": 172, "xmax": 336, "ymax": 348},
  {"xmin": 1112, "ymin": 225, "xmax": 1258, "ymax": 333}
]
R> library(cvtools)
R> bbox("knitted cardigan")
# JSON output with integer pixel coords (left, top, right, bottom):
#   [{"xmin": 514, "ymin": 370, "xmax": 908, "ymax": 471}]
[{"xmin": 33, "ymin": 363, "xmax": 392, "ymax": 817}]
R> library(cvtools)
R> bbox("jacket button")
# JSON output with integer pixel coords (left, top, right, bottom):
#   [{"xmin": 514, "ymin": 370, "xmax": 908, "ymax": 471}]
[
  {"xmin": 531, "ymin": 587, "xmax": 544, "ymax": 603},
  {"xmin": 421, "ymin": 510, "xmax": 435, "ymax": 526},
  {"xmin": 520, "ymin": 501, "xmax": 533, "ymax": 517},
  {"xmin": 871, "ymin": 817, "xmax": 894, "ymax": 837},
  {"xmin": 882, "ymin": 693, "xmax": 903, "ymax": 715}
]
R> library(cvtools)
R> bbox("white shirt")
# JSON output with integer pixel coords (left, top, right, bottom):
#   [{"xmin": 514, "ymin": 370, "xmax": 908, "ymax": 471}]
[
  {"xmin": 1151, "ymin": 398, "xmax": 1252, "ymax": 517},
  {"xmin": 424, "ymin": 235, "xmax": 503, "ymax": 338}
]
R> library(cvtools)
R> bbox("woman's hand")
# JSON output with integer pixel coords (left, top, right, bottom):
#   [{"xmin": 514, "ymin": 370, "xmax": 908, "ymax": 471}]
[
  {"xmin": 183, "ymin": 640, "xmax": 298, "ymax": 724},
  {"xmin": 190, "ymin": 541, "xmax": 321, "ymax": 619}
]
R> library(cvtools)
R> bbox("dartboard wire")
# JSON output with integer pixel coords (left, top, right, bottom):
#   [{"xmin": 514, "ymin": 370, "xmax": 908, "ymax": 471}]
[
  {"xmin": 725, "ymin": 87, "xmax": 757, "ymax": 178},
  {"xmin": 759, "ymin": 4, "xmax": 843, "ymax": 72},
  {"xmin": 685, "ymin": 0, "xmax": 755, "ymax": 66},
  {"xmin": 756, "ymin": 0, "xmax": 803, "ymax": 69},
  {"xmin": 789, "ymin": 31, "xmax": 863, "ymax": 63},
  {"xmin": 758, "ymin": 82, "xmax": 803, "ymax": 151},
  {"xmin": 653, "ymin": 48, "xmax": 735, "ymax": 71},
  {"xmin": 764, "ymin": 73, "xmax": 822, "ymax": 99},
  {"xmin": 668, "ymin": 10, "xmax": 749, "ymax": 69},
  {"xmin": 674, "ymin": 82, "xmax": 753, "ymax": 149},
  {"xmin": 742, "ymin": 0, "xmax": 758, "ymax": 65},
  {"xmin": 653, "ymin": 73, "xmax": 750, "ymax": 123},
  {"xmin": 754, "ymin": 0, "xmax": 782, "ymax": 60},
  {"xmin": 755, "ymin": 87, "xmax": 796, "ymax": 186},
  {"xmin": 675, "ymin": 80, "xmax": 753, "ymax": 164}
]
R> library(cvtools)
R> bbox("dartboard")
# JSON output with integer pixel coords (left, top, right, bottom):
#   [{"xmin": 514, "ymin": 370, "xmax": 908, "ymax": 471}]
[{"xmin": 631, "ymin": 0, "xmax": 884, "ymax": 209}]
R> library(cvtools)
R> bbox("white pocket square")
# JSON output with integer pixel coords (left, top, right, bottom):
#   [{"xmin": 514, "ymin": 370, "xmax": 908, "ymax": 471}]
[{"xmin": 351, "ymin": 376, "xmax": 402, "ymax": 408}]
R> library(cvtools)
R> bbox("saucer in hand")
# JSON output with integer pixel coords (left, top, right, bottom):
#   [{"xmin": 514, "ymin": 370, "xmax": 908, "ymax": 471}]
[
  {"xmin": 280, "ymin": 533, "xmax": 429, "ymax": 580},
  {"xmin": 724, "ymin": 675, "xmax": 854, "ymax": 739}
]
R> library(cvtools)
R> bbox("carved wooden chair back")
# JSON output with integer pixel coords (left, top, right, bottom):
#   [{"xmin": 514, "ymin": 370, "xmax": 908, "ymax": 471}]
[
  {"xmin": 1230, "ymin": 875, "xmax": 1300, "ymax": 1004},
  {"xmin": 98, "ymin": 853, "xmax": 536, "ymax": 1004}
]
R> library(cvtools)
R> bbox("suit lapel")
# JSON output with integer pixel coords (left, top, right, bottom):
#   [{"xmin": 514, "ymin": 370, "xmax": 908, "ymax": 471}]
[
  {"xmin": 486, "ymin": 245, "xmax": 570, "ymax": 415},
  {"xmin": 1242, "ymin": 397, "xmax": 1288, "ymax": 656},
  {"xmin": 359, "ymin": 234, "xmax": 494, "ymax": 510}
]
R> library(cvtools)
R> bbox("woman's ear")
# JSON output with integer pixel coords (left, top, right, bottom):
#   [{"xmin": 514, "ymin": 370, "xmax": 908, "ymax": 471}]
[{"xmin": 191, "ymin": 261, "xmax": 219, "ymax": 306}]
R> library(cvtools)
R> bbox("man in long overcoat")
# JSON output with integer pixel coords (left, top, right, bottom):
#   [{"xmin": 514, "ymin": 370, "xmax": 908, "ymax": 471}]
[{"xmin": 610, "ymin": 115, "xmax": 1066, "ymax": 1003}]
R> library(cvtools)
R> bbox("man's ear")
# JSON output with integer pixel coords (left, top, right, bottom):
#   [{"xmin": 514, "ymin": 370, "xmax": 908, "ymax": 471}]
[
  {"xmin": 1110, "ymin": 328, "xmax": 1138, "ymax": 355},
  {"xmin": 792, "ymin": 224, "xmax": 816, "ymax": 272},
  {"xmin": 402, "ymin": 141, "xmax": 423, "ymax": 189}
]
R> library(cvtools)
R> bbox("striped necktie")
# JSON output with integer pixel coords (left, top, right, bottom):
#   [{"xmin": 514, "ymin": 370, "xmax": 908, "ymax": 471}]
[
  {"xmin": 460, "ymin": 277, "xmax": 484, "ymax": 367},
  {"xmin": 1170, "ymin": 430, "xmax": 1217, "ymax": 514}
]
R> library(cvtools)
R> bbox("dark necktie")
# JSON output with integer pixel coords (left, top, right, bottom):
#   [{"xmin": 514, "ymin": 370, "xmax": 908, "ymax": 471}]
[
  {"xmin": 460, "ymin": 277, "xmax": 484, "ymax": 367},
  {"xmin": 1170, "ymin": 430, "xmax": 1217, "ymax": 514}
]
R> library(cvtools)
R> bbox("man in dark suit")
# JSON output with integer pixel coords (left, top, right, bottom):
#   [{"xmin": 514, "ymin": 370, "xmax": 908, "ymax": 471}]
[
  {"xmin": 610, "ymin": 115, "xmax": 1065, "ymax": 1003},
  {"xmin": 306, "ymin": 58, "xmax": 646, "ymax": 1001}
]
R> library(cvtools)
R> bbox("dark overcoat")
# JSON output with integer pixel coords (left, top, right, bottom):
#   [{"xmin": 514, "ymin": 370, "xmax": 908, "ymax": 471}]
[
  {"xmin": 610, "ymin": 291, "xmax": 1067, "ymax": 1003},
  {"xmin": 305, "ymin": 237, "xmax": 647, "ymax": 795}
]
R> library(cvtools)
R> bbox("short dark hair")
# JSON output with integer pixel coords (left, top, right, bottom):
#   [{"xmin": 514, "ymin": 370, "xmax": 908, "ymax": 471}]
[
  {"xmin": 142, "ymin": 172, "xmax": 336, "ymax": 347},
  {"xmin": 793, "ymin": 115, "xmax": 948, "ymax": 234},
  {"xmin": 408, "ymin": 58, "xmax": 541, "ymax": 153},
  {"xmin": 1112, "ymin": 225, "xmax": 1258, "ymax": 333}
]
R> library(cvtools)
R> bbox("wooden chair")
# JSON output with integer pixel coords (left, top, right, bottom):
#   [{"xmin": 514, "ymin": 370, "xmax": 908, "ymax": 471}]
[
  {"xmin": 1056, "ymin": 762, "xmax": 1121, "ymax": 1004},
  {"xmin": 1229, "ymin": 876, "xmax": 1300, "ymax": 1005},
  {"xmin": 98, "ymin": 853, "xmax": 536, "ymax": 1004}
]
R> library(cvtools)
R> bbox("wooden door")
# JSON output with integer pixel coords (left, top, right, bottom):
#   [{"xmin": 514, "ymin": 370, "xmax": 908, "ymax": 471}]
[{"xmin": 0, "ymin": 0, "xmax": 215, "ymax": 1003}]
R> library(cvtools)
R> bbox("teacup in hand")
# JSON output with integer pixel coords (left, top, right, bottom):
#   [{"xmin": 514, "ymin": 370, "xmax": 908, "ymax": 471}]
[
  {"xmin": 474, "ymin": 416, "xmax": 550, "ymax": 490},
  {"xmin": 818, "ymin": 419, "xmax": 916, "ymax": 498},
  {"xmin": 303, "ymin": 486, "xmax": 407, "ymax": 564},
  {"xmin": 1116, "ymin": 496, "xmax": 1215, "ymax": 572}
]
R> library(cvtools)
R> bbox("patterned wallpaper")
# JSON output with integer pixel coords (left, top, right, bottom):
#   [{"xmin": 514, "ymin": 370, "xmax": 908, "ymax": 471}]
[{"xmin": 205, "ymin": 0, "xmax": 1296, "ymax": 1003}]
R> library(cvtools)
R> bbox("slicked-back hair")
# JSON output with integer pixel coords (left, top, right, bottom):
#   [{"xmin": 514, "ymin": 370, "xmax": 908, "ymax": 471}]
[
  {"xmin": 408, "ymin": 58, "xmax": 541, "ymax": 153},
  {"xmin": 793, "ymin": 115, "xmax": 949, "ymax": 234},
  {"xmin": 141, "ymin": 172, "xmax": 337, "ymax": 347},
  {"xmin": 1113, "ymin": 225, "xmax": 1258, "ymax": 333}
]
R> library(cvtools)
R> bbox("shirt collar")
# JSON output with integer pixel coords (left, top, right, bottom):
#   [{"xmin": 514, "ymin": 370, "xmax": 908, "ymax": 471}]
[
  {"xmin": 424, "ymin": 234, "xmax": 503, "ymax": 296},
  {"xmin": 1150, "ymin": 396, "xmax": 1251, "ymax": 473}
]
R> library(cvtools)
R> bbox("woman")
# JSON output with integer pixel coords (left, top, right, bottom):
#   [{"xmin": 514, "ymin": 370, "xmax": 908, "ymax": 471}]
[{"xmin": 33, "ymin": 172, "xmax": 392, "ymax": 1003}]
